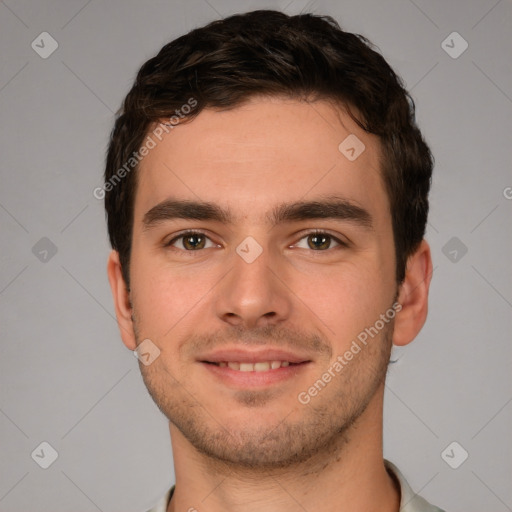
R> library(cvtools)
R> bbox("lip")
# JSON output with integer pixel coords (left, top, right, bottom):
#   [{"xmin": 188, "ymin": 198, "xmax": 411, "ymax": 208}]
[
  {"xmin": 200, "ymin": 360, "xmax": 311, "ymax": 388},
  {"xmin": 197, "ymin": 347, "xmax": 313, "ymax": 389},
  {"xmin": 197, "ymin": 347, "xmax": 312, "ymax": 364}
]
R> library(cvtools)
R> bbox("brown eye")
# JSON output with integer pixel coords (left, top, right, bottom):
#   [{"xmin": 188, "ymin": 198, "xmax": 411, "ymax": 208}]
[
  {"xmin": 307, "ymin": 233, "xmax": 332, "ymax": 250},
  {"xmin": 182, "ymin": 234, "xmax": 206, "ymax": 250},
  {"xmin": 166, "ymin": 231, "xmax": 216, "ymax": 251},
  {"xmin": 294, "ymin": 231, "xmax": 345, "ymax": 251}
]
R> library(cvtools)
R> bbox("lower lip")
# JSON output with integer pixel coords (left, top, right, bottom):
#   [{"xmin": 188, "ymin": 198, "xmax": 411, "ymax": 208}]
[{"xmin": 200, "ymin": 362, "xmax": 310, "ymax": 388}]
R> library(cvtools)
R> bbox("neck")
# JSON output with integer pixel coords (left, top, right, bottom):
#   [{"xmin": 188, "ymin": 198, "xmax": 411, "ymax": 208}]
[{"xmin": 167, "ymin": 388, "xmax": 400, "ymax": 512}]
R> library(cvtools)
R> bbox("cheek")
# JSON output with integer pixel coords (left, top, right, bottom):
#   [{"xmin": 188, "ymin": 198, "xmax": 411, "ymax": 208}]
[
  {"xmin": 304, "ymin": 263, "xmax": 392, "ymax": 344},
  {"xmin": 130, "ymin": 254, "xmax": 217, "ymax": 337}
]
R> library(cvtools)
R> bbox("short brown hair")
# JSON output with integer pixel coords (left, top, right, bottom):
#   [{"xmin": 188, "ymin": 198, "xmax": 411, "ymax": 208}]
[{"xmin": 104, "ymin": 9, "xmax": 433, "ymax": 287}]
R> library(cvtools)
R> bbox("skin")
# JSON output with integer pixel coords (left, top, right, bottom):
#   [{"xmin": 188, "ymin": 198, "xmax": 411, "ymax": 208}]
[{"xmin": 107, "ymin": 96, "xmax": 432, "ymax": 512}]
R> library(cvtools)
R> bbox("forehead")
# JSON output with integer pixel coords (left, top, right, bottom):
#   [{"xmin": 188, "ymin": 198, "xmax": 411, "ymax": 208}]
[{"xmin": 134, "ymin": 96, "xmax": 388, "ymax": 226}]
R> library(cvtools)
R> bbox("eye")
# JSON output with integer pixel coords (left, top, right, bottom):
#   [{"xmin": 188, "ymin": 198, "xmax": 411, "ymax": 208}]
[
  {"xmin": 293, "ymin": 231, "xmax": 347, "ymax": 251},
  {"xmin": 164, "ymin": 230, "xmax": 347, "ymax": 252},
  {"xmin": 165, "ymin": 231, "xmax": 218, "ymax": 251}
]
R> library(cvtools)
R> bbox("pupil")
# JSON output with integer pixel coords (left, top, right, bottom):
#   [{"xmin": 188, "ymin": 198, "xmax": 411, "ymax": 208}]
[
  {"xmin": 310, "ymin": 234, "xmax": 329, "ymax": 250},
  {"xmin": 185, "ymin": 235, "xmax": 204, "ymax": 249}
]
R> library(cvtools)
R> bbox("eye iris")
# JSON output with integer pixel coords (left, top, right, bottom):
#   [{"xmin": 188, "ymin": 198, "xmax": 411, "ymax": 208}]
[
  {"xmin": 183, "ymin": 234, "xmax": 205, "ymax": 250},
  {"xmin": 308, "ymin": 234, "xmax": 330, "ymax": 250}
]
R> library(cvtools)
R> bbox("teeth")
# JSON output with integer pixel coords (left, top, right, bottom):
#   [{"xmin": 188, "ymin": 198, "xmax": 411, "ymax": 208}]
[{"xmin": 216, "ymin": 361, "xmax": 293, "ymax": 371}]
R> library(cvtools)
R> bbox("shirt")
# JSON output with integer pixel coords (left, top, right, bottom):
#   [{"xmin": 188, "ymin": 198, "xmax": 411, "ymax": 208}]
[{"xmin": 145, "ymin": 459, "xmax": 445, "ymax": 512}]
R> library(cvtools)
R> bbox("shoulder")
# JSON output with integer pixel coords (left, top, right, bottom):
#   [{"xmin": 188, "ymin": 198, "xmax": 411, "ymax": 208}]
[
  {"xmin": 385, "ymin": 460, "xmax": 446, "ymax": 512},
  {"xmin": 144, "ymin": 485, "xmax": 174, "ymax": 512}
]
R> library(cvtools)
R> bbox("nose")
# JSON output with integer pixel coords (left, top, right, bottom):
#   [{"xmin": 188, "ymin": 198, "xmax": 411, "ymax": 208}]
[{"xmin": 213, "ymin": 241, "xmax": 293, "ymax": 329}]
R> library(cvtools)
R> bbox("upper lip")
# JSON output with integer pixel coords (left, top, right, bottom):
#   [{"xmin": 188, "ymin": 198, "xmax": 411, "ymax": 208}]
[{"xmin": 197, "ymin": 347, "xmax": 312, "ymax": 364}]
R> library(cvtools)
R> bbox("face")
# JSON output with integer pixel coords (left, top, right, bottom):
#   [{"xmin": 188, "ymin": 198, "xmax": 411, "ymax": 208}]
[{"xmin": 121, "ymin": 97, "xmax": 401, "ymax": 469}]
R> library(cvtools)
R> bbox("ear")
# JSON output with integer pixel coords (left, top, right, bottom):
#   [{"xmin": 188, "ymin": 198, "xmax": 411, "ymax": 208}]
[
  {"xmin": 393, "ymin": 239, "xmax": 433, "ymax": 347},
  {"xmin": 107, "ymin": 250, "xmax": 137, "ymax": 351}
]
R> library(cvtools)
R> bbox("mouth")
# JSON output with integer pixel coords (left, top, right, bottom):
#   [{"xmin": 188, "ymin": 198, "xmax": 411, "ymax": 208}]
[
  {"xmin": 203, "ymin": 360, "xmax": 301, "ymax": 371},
  {"xmin": 197, "ymin": 348, "xmax": 312, "ymax": 388}
]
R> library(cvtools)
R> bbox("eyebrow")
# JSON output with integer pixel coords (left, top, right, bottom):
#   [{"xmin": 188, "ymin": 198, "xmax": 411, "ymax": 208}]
[{"xmin": 142, "ymin": 196, "xmax": 373, "ymax": 231}]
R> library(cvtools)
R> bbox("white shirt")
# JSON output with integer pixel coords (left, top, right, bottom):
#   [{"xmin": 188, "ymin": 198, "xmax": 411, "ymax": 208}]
[{"xmin": 145, "ymin": 459, "xmax": 445, "ymax": 512}]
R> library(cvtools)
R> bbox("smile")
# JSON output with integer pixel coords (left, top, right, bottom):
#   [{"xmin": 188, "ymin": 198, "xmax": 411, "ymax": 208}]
[{"xmin": 206, "ymin": 361, "xmax": 296, "ymax": 371}]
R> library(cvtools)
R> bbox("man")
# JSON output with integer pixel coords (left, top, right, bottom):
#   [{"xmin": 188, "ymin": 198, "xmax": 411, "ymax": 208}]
[{"xmin": 103, "ymin": 9, "xmax": 443, "ymax": 512}]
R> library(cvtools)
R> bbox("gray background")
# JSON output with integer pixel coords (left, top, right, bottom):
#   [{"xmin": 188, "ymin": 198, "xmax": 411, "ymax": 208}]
[{"xmin": 0, "ymin": 0, "xmax": 511, "ymax": 511}]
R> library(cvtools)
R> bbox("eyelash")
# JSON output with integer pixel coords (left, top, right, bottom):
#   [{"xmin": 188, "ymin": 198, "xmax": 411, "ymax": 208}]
[{"xmin": 164, "ymin": 229, "xmax": 348, "ymax": 252}]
